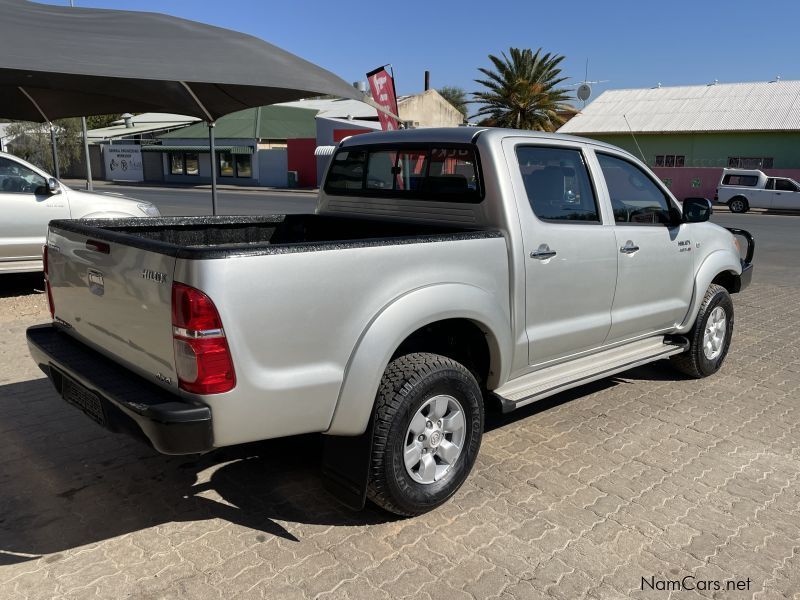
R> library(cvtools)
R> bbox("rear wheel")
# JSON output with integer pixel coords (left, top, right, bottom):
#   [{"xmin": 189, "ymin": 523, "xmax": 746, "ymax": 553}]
[
  {"xmin": 367, "ymin": 353, "xmax": 483, "ymax": 516},
  {"xmin": 729, "ymin": 196, "xmax": 749, "ymax": 213},
  {"xmin": 671, "ymin": 284, "xmax": 734, "ymax": 378}
]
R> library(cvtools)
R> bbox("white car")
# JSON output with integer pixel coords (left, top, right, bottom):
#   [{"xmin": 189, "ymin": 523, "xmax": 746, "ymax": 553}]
[
  {"xmin": 0, "ymin": 150, "xmax": 159, "ymax": 273},
  {"xmin": 716, "ymin": 168, "xmax": 800, "ymax": 213}
]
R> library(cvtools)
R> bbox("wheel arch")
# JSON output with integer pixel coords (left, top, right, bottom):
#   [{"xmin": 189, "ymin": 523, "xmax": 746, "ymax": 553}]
[
  {"xmin": 325, "ymin": 283, "xmax": 512, "ymax": 436},
  {"xmin": 676, "ymin": 250, "xmax": 742, "ymax": 334}
]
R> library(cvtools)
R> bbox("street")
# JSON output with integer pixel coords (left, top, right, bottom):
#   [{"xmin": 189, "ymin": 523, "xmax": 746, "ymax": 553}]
[{"xmin": 70, "ymin": 180, "xmax": 318, "ymax": 217}]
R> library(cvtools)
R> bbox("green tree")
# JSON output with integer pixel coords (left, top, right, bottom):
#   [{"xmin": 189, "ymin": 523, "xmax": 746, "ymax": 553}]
[
  {"xmin": 472, "ymin": 47, "xmax": 572, "ymax": 131},
  {"xmin": 437, "ymin": 86, "xmax": 468, "ymax": 117},
  {"xmin": 5, "ymin": 118, "xmax": 82, "ymax": 173},
  {"xmin": 86, "ymin": 114, "xmax": 123, "ymax": 129}
]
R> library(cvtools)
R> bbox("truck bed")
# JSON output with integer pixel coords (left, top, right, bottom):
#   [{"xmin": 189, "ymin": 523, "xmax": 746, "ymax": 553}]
[{"xmin": 49, "ymin": 215, "xmax": 501, "ymax": 259}]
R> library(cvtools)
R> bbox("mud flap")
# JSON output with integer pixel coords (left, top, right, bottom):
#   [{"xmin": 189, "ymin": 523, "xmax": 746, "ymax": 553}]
[{"xmin": 321, "ymin": 420, "xmax": 374, "ymax": 510}]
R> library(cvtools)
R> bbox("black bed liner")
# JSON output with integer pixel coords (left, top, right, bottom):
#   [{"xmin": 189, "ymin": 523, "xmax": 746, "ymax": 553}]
[{"xmin": 49, "ymin": 214, "xmax": 502, "ymax": 260}]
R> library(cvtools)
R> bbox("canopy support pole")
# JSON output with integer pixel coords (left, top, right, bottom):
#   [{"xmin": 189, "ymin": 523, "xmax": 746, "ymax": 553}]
[
  {"xmin": 208, "ymin": 122, "xmax": 218, "ymax": 216},
  {"xmin": 18, "ymin": 86, "xmax": 59, "ymax": 178},
  {"xmin": 180, "ymin": 81, "xmax": 218, "ymax": 215},
  {"xmin": 81, "ymin": 117, "xmax": 93, "ymax": 190}
]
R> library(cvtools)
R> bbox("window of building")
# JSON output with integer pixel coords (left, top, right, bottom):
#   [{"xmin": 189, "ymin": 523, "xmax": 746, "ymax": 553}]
[
  {"xmin": 185, "ymin": 153, "xmax": 199, "ymax": 176},
  {"xmin": 516, "ymin": 146, "xmax": 600, "ymax": 223},
  {"xmin": 170, "ymin": 153, "xmax": 184, "ymax": 175},
  {"xmin": 325, "ymin": 145, "xmax": 482, "ymax": 202},
  {"xmin": 218, "ymin": 152, "xmax": 234, "ymax": 177},
  {"xmin": 722, "ymin": 174, "xmax": 758, "ymax": 186},
  {"xmin": 727, "ymin": 157, "xmax": 774, "ymax": 169},
  {"xmin": 655, "ymin": 155, "xmax": 664, "ymax": 167},
  {"xmin": 597, "ymin": 153, "xmax": 675, "ymax": 225},
  {"xmin": 654, "ymin": 155, "xmax": 685, "ymax": 168},
  {"xmin": 169, "ymin": 152, "xmax": 199, "ymax": 176},
  {"xmin": 665, "ymin": 155, "xmax": 675, "ymax": 167},
  {"xmin": 675, "ymin": 155, "xmax": 685, "ymax": 167},
  {"xmin": 235, "ymin": 154, "xmax": 252, "ymax": 178}
]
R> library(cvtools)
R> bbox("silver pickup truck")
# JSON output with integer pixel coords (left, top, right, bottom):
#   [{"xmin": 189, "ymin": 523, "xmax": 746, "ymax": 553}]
[{"xmin": 27, "ymin": 128, "xmax": 754, "ymax": 516}]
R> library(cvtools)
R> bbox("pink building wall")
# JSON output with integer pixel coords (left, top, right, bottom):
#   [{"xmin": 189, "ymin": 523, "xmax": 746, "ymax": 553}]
[{"xmin": 652, "ymin": 167, "xmax": 800, "ymax": 201}]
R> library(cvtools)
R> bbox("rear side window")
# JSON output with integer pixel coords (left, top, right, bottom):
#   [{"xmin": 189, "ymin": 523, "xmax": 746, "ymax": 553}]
[
  {"xmin": 516, "ymin": 146, "xmax": 600, "ymax": 223},
  {"xmin": 325, "ymin": 145, "xmax": 481, "ymax": 202},
  {"xmin": 722, "ymin": 174, "xmax": 758, "ymax": 186}
]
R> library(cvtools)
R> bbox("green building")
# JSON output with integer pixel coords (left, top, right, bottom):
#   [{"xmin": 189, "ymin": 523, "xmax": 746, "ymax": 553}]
[{"xmin": 558, "ymin": 80, "xmax": 800, "ymax": 199}]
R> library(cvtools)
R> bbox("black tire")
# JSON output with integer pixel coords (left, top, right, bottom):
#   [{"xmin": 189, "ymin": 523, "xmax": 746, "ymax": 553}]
[
  {"xmin": 670, "ymin": 284, "xmax": 734, "ymax": 378},
  {"xmin": 729, "ymin": 196, "xmax": 749, "ymax": 213},
  {"xmin": 367, "ymin": 353, "xmax": 483, "ymax": 516}
]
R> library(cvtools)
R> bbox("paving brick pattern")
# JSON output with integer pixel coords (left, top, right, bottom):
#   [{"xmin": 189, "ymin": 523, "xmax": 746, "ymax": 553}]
[{"xmin": 1, "ymin": 284, "xmax": 798, "ymax": 599}]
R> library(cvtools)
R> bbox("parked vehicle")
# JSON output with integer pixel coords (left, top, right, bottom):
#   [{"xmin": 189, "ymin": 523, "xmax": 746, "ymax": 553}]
[
  {"xmin": 27, "ymin": 128, "xmax": 754, "ymax": 516},
  {"xmin": 715, "ymin": 168, "xmax": 800, "ymax": 213},
  {"xmin": 0, "ymin": 150, "xmax": 159, "ymax": 273}
]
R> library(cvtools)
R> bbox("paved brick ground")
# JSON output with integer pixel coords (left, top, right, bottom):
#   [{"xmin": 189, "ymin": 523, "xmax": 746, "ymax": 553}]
[{"xmin": 1, "ymin": 283, "xmax": 798, "ymax": 599}]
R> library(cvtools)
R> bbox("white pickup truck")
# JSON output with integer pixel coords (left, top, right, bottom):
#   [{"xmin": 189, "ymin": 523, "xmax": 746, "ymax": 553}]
[
  {"xmin": 716, "ymin": 168, "xmax": 800, "ymax": 212},
  {"xmin": 27, "ymin": 128, "xmax": 754, "ymax": 516}
]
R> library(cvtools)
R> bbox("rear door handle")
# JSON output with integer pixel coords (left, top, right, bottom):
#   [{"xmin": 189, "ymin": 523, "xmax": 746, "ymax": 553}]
[
  {"xmin": 530, "ymin": 244, "xmax": 557, "ymax": 260},
  {"xmin": 620, "ymin": 241, "xmax": 640, "ymax": 254}
]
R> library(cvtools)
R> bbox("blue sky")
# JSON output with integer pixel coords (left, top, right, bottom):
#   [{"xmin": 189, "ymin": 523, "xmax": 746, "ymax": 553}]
[{"xmin": 45, "ymin": 1, "xmax": 800, "ymax": 104}]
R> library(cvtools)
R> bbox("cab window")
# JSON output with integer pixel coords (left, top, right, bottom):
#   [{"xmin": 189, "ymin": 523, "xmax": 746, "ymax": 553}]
[
  {"xmin": 0, "ymin": 157, "xmax": 46, "ymax": 194},
  {"xmin": 766, "ymin": 178, "xmax": 776, "ymax": 190},
  {"xmin": 597, "ymin": 153, "xmax": 676, "ymax": 225},
  {"xmin": 325, "ymin": 145, "xmax": 482, "ymax": 203},
  {"xmin": 775, "ymin": 179, "xmax": 798, "ymax": 192},
  {"xmin": 516, "ymin": 146, "xmax": 600, "ymax": 223}
]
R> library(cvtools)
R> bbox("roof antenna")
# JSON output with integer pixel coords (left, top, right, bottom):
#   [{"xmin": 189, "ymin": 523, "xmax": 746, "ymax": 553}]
[{"xmin": 623, "ymin": 114, "xmax": 647, "ymax": 163}]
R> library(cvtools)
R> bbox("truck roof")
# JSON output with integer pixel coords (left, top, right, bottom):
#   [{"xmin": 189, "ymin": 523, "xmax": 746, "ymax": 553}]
[{"xmin": 337, "ymin": 126, "xmax": 627, "ymax": 154}]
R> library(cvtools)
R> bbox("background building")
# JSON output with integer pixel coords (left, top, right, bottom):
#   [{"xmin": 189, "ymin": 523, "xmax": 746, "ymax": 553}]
[{"xmin": 558, "ymin": 80, "xmax": 800, "ymax": 199}]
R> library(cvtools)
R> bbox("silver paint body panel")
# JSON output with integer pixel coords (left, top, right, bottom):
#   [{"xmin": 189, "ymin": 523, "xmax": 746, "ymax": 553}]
[{"xmin": 43, "ymin": 128, "xmax": 743, "ymax": 447}]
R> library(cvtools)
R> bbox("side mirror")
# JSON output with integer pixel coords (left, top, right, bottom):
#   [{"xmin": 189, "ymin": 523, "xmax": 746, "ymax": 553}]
[
  {"xmin": 683, "ymin": 197, "xmax": 712, "ymax": 223},
  {"xmin": 47, "ymin": 177, "xmax": 61, "ymax": 194}
]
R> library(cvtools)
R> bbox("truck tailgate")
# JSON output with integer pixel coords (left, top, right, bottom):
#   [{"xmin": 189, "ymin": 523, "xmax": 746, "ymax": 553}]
[{"xmin": 46, "ymin": 224, "xmax": 178, "ymax": 390}]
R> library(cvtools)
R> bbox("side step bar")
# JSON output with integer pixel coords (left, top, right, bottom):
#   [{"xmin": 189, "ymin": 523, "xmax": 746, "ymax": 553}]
[{"xmin": 494, "ymin": 336, "xmax": 689, "ymax": 413}]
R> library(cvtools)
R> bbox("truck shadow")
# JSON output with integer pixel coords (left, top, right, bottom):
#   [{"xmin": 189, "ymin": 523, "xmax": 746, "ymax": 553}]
[
  {"xmin": 0, "ymin": 273, "xmax": 45, "ymax": 299},
  {"xmin": 1, "ymin": 360, "xmax": 687, "ymax": 564},
  {"xmin": 0, "ymin": 378, "xmax": 393, "ymax": 565}
]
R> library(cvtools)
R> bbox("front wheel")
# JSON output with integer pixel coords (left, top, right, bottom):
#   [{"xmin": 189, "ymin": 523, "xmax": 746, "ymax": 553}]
[
  {"xmin": 367, "ymin": 353, "xmax": 484, "ymax": 516},
  {"xmin": 671, "ymin": 284, "xmax": 734, "ymax": 378}
]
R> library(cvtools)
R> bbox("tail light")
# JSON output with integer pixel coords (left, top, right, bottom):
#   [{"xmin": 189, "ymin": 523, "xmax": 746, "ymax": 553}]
[
  {"xmin": 43, "ymin": 245, "xmax": 55, "ymax": 320},
  {"xmin": 171, "ymin": 282, "xmax": 236, "ymax": 394}
]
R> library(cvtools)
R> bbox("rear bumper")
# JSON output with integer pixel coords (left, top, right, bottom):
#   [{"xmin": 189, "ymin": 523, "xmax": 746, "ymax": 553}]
[{"xmin": 26, "ymin": 324, "xmax": 213, "ymax": 455}]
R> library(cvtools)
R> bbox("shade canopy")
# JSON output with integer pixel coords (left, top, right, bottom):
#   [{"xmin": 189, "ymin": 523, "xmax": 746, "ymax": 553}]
[{"xmin": 0, "ymin": 0, "xmax": 363, "ymax": 122}]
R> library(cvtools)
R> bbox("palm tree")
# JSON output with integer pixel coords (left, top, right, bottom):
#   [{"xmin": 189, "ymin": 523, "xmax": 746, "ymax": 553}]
[
  {"xmin": 472, "ymin": 48, "xmax": 573, "ymax": 131},
  {"xmin": 437, "ymin": 86, "xmax": 468, "ymax": 117}
]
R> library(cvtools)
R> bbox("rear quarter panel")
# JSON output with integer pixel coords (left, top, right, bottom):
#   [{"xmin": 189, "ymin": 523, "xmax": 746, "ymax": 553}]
[{"xmin": 175, "ymin": 235, "xmax": 511, "ymax": 446}]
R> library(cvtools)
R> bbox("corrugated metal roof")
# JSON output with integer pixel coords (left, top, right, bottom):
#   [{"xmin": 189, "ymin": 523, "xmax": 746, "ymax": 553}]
[
  {"xmin": 159, "ymin": 105, "xmax": 318, "ymax": 140},
  {"xmin": 558, "ymin": 80, "xmax": 800, "ymax": 134}
]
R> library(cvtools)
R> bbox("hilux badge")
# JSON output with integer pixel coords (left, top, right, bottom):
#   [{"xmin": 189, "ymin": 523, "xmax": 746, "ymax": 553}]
[
  {"xmin": 87, "ymin": 269, "xmax": 105, "ymax": 296},
  {"xmin": 141, "ymin": 269, "xmax": 167, "ymax": 284}
]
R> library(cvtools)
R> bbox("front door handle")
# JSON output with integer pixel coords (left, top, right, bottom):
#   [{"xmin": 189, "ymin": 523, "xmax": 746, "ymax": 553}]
[
  {"xmin": 620, "ymin": 241, "xmax": 640, "ymax": 254},
  {"xmin": 530, "ymin": 244, "xmax": 557, "ymax": 260}
]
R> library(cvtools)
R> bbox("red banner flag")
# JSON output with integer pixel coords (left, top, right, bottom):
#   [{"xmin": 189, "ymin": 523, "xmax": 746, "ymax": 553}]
[{"xmin": 367, "ymin": 66, "xmax": 400, "ymax": 131}]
